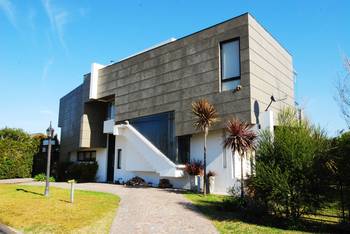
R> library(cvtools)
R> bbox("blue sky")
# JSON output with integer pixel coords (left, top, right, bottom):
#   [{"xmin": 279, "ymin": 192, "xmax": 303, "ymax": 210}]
[{"xmin": 0, "ymin": 0, "xmax": 349, "ymax": 136}]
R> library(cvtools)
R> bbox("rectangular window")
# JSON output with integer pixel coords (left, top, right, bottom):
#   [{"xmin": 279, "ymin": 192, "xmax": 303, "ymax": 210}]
[
  {"xmin": 177, "ymin": 135, "xmax": 191, "ymax": 164},
  {"xmin": 220, "ymin": 39, "xmax": 240, "ymax": 91},
  {"xmin": 223, "ymin": 147, "xmax": 227, "ymax": 168},
  {"xmin": 222, "ymin": 130, "xmax": 227, "ymax": 168},
  {"xmin": 77, "ymin": 151, "xmax": 96, "ymax": 162},
  {"xmin": 231, "ymin": 151, "xmax": 235, "ymax": 179},
  {"xmin": 107, "ymin": 102, "xmax": 116, "ymax": 120},
  {"xmin": 129, "ymin": 112, "xmax": 176, "ymax": 163},
  {"xmin": 117, "ymin": 149, "xmax": 122, "ymax": 169}
]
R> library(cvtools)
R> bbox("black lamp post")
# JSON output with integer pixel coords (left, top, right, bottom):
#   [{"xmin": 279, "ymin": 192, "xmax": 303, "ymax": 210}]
[{"xmin": 44, "ymin": 122, "xmax": 54, "ymax": 197}]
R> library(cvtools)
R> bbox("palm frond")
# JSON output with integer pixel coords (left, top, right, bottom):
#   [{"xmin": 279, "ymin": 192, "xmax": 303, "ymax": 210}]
[
  {"xmin": 192, "ymin": 99, "xmax": 218, "ymax": 131},
  {"xmin": 223, "ymin": 117, "xmax": 257, "ymax": 156}
]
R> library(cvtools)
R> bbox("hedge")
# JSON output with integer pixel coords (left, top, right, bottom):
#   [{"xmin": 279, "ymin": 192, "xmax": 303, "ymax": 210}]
[
  {"xmin": 0, "ymin": 128, "xmax": 39, "ymax": 179},
  {"xmin": 57, "ymin": 161, "xmax": 98, "ymax": 182}
]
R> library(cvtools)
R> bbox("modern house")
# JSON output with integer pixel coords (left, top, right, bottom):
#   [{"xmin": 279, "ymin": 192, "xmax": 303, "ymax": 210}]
[{"xmin": 58, "ymin": 13, "xmax": 294, "ymax": 194}]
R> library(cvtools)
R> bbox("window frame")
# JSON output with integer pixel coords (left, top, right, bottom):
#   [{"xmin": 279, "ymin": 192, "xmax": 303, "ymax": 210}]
[
  {"xmin": 117, "ymin": 149, "xmax": 122, "ymax": 169},
  {"xmin": 107, "ymin": 101, "xmax": 116, "ymax": 120},
  {"xmin": 219, "ymin": 38, "xmax": 241, "ymax": 91},
  {"xmin": 77, "ymin": 151, "xmax": 96, "ymax": 162},
  {"xmin": 177, "ymin": 135, "xmax": 191, "ymax": 164}
]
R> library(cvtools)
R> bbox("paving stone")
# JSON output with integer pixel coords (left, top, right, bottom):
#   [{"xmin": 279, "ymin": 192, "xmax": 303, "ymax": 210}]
[{"xmin": 21, "ymin": 182, "xmax": 218, "ymax": 234}]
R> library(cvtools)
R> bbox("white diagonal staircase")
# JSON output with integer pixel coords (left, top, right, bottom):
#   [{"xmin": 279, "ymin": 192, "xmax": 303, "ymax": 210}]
[{"xmin": 112, "ymin": 122, "xmax": 183, "ymax": 177}]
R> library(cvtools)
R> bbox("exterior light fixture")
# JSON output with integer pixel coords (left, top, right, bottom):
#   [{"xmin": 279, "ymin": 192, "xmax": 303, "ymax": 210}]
[{"xmin": 232, "ymin": 85, "xmax": 242, "ymax": 94}]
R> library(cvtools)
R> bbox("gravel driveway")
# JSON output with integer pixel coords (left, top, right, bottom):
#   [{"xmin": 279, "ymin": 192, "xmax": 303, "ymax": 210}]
[{"xmin": 21, "ymin": 182, "xmax": 218, "ymax": 234}]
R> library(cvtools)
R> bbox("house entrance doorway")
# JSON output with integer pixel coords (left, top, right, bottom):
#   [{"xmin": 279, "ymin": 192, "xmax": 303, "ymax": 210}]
[{"xmin": 107, "ymin": 134, "xmax": 115, "ymax": 182}]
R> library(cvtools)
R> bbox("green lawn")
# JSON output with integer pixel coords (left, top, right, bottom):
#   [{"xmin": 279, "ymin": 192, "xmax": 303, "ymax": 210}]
[
  {"xmin": 185, "ymin": 193, "xmax": 348, "ymax": 234},
  {"xmin": 0, "ymin": 184, "xmax": 119, "ymax": 233}
]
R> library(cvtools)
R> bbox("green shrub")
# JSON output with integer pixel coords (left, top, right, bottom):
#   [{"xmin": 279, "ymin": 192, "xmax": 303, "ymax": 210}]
[
  {"xmin": 57, "ymin": 161, "xmax": 98, "ymax": 183},
  {"xmin": 34, "ymin": 173, "xmax": 55, "ymax": 182},
  {"xmin": 249, "ymin": 108, "xmax": 329, "ymax": 220},
  {"xmin": 220, "ymin": 192, "xmax": 267, "ymax": 217},
  {"xmin": 0, "ymin": 128, "xmax": 39, "ymax": 179},
  {"xmin": 326, "ymin": 131, "xmax": 350, "ymax": 222}
]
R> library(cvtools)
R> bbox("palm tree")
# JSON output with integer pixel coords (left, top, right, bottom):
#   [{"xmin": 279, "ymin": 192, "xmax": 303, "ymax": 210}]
[
  {"xmin": 223, "ymin": 118, "xmax": 257, "ymax": 198},
  {"xmin": 192, "ymin": 99, "xmax": 218, "ymax": 195}
]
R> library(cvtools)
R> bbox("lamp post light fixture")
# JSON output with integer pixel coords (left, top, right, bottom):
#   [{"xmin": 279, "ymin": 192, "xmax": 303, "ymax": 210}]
[{"xmin": 44, "ymin": 122, "xmax": 54, "ymax": 197}]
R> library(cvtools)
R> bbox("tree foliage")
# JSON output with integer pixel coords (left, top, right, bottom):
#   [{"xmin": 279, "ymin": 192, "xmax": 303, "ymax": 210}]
[
  {"xmin": 248, "ymin": 108, "xmax": 329, "ymax": 219},
  {"xmin": 192, "ymin": 99, "xmax": 219, "ymax": 131},
  {"xmin": 336, "ymin": 56, "xmax": 350, "ymax": 128},
  {"xmin": 192, "ymin": 99, "xmax": 218, "ymax": 195},
  {"xmin": 326, "ymin": 131, "xmax": 350, "ymax": 222},
  {"xmin": 0, "ymin": 128, "xmax": 39, "ymax": 179},
  {"xmin": 223, "ymin": 118, "xmax": 257, "ymax": 198}
]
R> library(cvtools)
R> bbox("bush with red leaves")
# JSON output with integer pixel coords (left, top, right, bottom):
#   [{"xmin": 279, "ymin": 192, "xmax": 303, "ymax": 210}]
[{"xmin": 185, "ymin": 160, "xmax": 204, "ymax": 176}]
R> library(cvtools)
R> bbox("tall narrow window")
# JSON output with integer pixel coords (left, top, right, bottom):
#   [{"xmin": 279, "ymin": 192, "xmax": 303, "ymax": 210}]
[
  {"xmin": 220, "ymin": 39, "xmax": 240, "ymax": 91},
  {"xmin": 177, "ymin": 135, "xmax": 191, "ymax": 164},
  {"xmin": 107, "ymin": 101, "xmax": 116, "ymax": 120},
  {"xmin": 77, "ymin": 151, "xmax": 96, "ymax": 162},
  {"xmin": 117, "ymin": 149, "xmax": 122, "ymax": 169},
  {"xmin": 231, "ymin": 151, "xmax": 235, "ymax": 179},
  {"xmin": 223, "ymin": 147, "xmax": 227, "ymax": 168},
  {"xmin": 222, "ymin": 130, "xmax": 227, "ymax": 168}
]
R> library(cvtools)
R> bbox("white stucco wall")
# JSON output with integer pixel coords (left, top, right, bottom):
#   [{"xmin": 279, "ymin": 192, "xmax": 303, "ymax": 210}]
[
  {"xmin": 115, "ymin": 170, "xmax": 161, "ymax": 186},
  {"xmin": 112, "ymin": 128, "xmax": 253, "ymax": 194},
  {"xmin": 114, "ymin": 130, "xmax": 189, "ymax": 187},
  {"xmin": 114, "ymin": 134, "xmax": 166, "ymax": 186},
  {"xmin": 95, "ymin": 148, "xmax": 107, "ymax": 182},
  {"xmin": 190, "ymin": 130, "xmax": 253, "ymax": 194},
  {"xmin": 69, "ymin": 129, "xmax": 253, "ymax": 194}
]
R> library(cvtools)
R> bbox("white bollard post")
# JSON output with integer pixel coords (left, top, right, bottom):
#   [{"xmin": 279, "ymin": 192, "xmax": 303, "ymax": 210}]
[{"xmin": 68, "ymin": 180, "xmax": 75, "ymax": 203}]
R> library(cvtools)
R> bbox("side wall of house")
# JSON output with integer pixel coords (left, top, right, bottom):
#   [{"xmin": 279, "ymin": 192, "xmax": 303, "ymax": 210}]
[
  {"xmin": 58, "ymin": 85, "xmax": 84, "ymax": 161},
  {"xmin": 95, "ymin": 148, "xmax": 107, "ymax": 182},
  {"xmin": 80, "ymin": 101, "xmax": 108, "ymax": 148},
  {"xmin": 59, "ymin": 74, "xmax": 108, "ymax": 161},
  {"xmin": 59, "ymin": 13, "xmax": 295, "ymax": 160},
  {"xmin": 96, "ymin": 13, "xmax": 252, "ymax": 136},
  {"xmin": 247, "ymin": 15, "xmax": 295, "ymax": 125},
  {"xmin": 190, "ymin": 130, "xmax": 251, "ymax": 194}
]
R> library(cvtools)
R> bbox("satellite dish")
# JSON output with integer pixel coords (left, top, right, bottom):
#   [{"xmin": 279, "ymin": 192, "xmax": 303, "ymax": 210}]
[{"xmin": 265, "ymin": 95, "xmax": 276, "ymax": 111}]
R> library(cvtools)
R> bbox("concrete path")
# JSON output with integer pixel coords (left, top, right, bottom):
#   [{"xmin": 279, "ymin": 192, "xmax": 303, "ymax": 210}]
[
  {"xmin": 20, "ymin": 182, "xmax": 218, "ymax": 234},
  {"xmin": 0, "ymin": 178, "xmax": 33, "ymax": 184}
]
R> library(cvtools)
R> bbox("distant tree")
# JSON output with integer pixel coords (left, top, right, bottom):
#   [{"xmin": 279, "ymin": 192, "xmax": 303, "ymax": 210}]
[
  {"xmin": 192, "ymin": 99, "xmax": 218, "ymax": 195},
  {"xmin": 249, "ymin": 108, "xmax": 328, "ymax": 219},
  {"xmin": 223, "ymin": 118, "xmax": 257, "ymax": 198},
  {"xmin": 325, "ymin": 132, "xmax": 350, "ymax": 222},
  {"xmin": 0, "ymin": 128, "xmax": 39, "ymax": 179},
  {"xmin": 336, "ymin": 56, "xmax": 350, "ymax": 128}
]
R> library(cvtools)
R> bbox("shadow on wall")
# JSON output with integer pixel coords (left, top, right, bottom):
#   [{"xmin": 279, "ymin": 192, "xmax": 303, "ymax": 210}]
[
  {"xmin": 254, "ymin": 100, "xmax": 260, "ymax": 126},
  {"xmin": 254, "ymin": 100, "xmax": 260, "ymax": 127}
]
